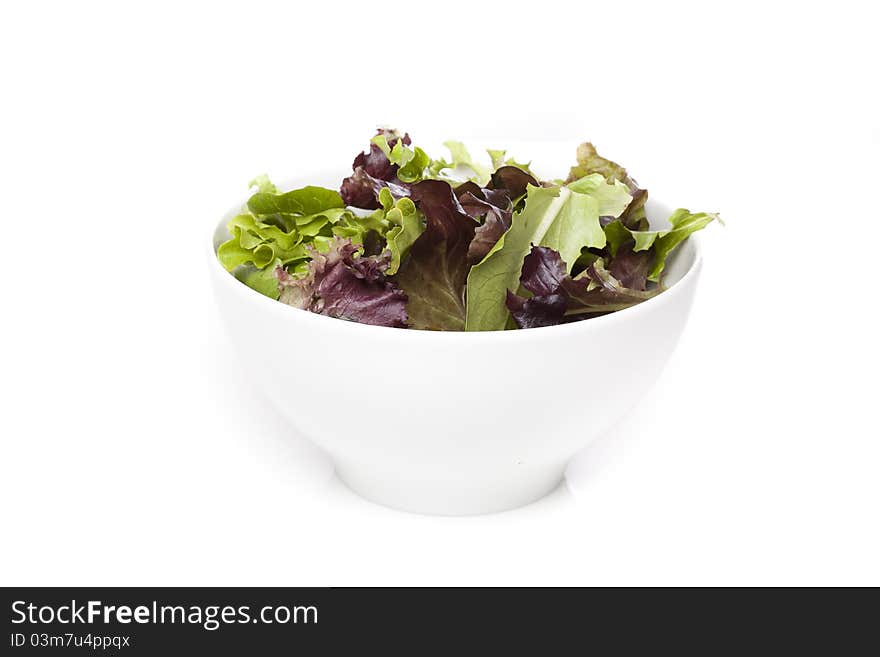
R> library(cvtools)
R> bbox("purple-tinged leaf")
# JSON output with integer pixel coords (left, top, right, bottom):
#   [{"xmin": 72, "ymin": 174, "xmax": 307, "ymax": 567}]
[
  {"xmin": 462, "ymin": 166, "xmax": 539, "ymax": 262},
  {"xmin": 607, "ymin": 243, "xmax": 652, "ymax": 291},
  {"xmin": 393, "ymin": 180, "xmax": 476, "ymax": 330},
  {"xmin": 487, "ymin": 166, "xmax": 538, "ymax": 201},
  {"xmin": 276, "ymin": 236, "xmax": 407, "ymax": 328},
  {"xmin": 340, "ymin": 167, "xmax": 410, "ymax": 209},
  {"xmin": 505, "ymin": 245, "xmax": 659, "ymax": 329},
  {"xmin": 340, "ymin": 129, "xmax": 412, "ymax": 208},
  {"xmin": 455, "ymin": 182, "xmax": 514, "ymax": 263},
  {"xmin": 353, "ymin": 128, "xmax": 411, "ymax": 180},
  {"xmin": 518, "ymin": 245, "xmax": 567, "ymax": 296},
  {"xmin": 505, "ymin": 290, "xmax": 567, "ymax": 329},
  {"xmin": 563, "ymin": 258, "xmax": 659, "ymax": 314}
]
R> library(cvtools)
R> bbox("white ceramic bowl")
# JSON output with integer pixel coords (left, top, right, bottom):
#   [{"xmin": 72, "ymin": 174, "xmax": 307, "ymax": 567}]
[{"xmin": 209, "ymin": 175, "xmax": 702, "ymax": 515}]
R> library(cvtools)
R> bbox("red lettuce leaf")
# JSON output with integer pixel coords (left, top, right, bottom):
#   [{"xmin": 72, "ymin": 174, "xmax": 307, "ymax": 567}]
[
  {"xmin": 340, "ymin": 129, "xmax": 412, "ymax": 209},
  {"xmin": 393, "ymin": 180, "xmax": 476, "ymax": 330},
  {"xmin": 519, "ymin": 245, "xmax": 567, "ymax": 296},
  {"xmin": 607, "ymin": 243, "xmax": 652, "ymax": 291},
  {"xmin": 354, "ymin": 129, "xmax": 411, "ymax": 179},
  {"xmin": 563, "ymin": 258, "xmax": 659, "ymax": 315},
  {"xmin": 456, "ymin": 166, "xmax": 538, "ymax": 263},
  {"xmin": 455, "ymin": 182, "xmax": 513, "ymax": 263},
  {"xmin": 506, "ymin": 290, "xmax": 567, "ymax": 329},
  {"xmin": 340, "ymin": 167, "xmax": 410, "ymax": 209},
  {"xmin": 339, "ymin": 168, "xmax": 379, "ymax": 209},
  {"xmin": 505, "ymin": 245, "xmax": 659, "ymax": 329},
  {"xmin": 488, "ymin": 166, "xmax": 538, "ymax": 201},
  {"xmin": 276, "ymin": 236, "xmax": 407, "ymax": 328}
]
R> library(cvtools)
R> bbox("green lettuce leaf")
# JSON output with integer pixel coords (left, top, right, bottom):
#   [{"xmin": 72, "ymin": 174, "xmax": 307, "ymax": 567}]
[
  {"xmin": 217, "ymin": 182, "xmax": 346, "ymax": 296},
  {"xmin": 248, "ymin": 186, "xmax": 344, "ymax": 218},
  {"xmin": 383, "ymin": 197, "xmax": 423, "ymax": 274},
  {"xmin": 397, "ymin": 148, "xmax": 430, "ymax": 183},
  {"xmin": 331, "ymin": 208, "xmax": 389, "ymax": 246},
  {"xmin": 248, "ymin": 174, "xmax": 278, "ymax": 194},
  {"xmin": 295, "ymin": 208, "xmax": 347, "ymax": 237},
  {"xmin": 567, "ymin": 142, "xmax": 648, "ymax": 229},
  {"xmin": 227, "ymin": 213, "xmax": 300, "ymax": 251},
  {"xmin": 603, "ymin": 219, "xmax": 632, "ymax": 257},
  {"xmin": 234, "ymin": 260, "xmax": 283, "ymax": 299},
  {"xmin": 217, "ymin": 214, "xmax": 307, "ymax": 271},
  {"xmin": 331, "ymin": 188, "xmax": 424, "ymax": 272},
  {"xmin": 603, "ymin": 209, "xmax": 720, "ymax": 282},
  {"xmin": 217, "ymin": 232, "xmax": 260, "ymax": 270},
  {"xmin": 644, "ymin": 209, "xmax": 719, "ymax": 281},
  {"xmin": 371, "ymin": 133, "xmax": 431, "ymax": 183},
  {"xmin": 567, "ymin": 142, "xmax": 633, "ymax": 186},
  {"xmin": 443, "ymin": 141, "xmax": 491, "ymax": 185},
  {"xmin": 465, "ymin": 178, "xmax": 631, "ymax": 331},
  {"xmin": 487, "ymin": 149, "xmax": 506, "ymax": 170},
  {"xmin": 566, "ymin": 173, "xmax": 633, "ymax": 217},
  {"xmin": 425, "ymin": 140, "xmax": 493, "ymax": 186}
]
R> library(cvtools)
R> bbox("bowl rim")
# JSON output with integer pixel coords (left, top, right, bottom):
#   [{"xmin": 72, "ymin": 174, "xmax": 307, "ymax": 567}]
[{"xmin": 208, "ymin": 178, "xmax": 703, "ymax": 342}]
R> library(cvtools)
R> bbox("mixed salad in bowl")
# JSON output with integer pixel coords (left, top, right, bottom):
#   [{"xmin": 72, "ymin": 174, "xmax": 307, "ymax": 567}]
[{"xmin": 216, "ymin": 129, "xmax": 719, "ymax": 331}]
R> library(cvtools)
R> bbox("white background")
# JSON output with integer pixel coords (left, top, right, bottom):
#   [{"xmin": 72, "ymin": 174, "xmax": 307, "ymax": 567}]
[{"xmin": 1, "ymin": 1, "xmax": 877, "ymax": 586}]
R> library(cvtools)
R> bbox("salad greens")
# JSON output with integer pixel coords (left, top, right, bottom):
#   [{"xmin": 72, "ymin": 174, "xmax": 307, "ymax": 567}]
[{"xmin": 216, "ymin": 129, "xmax": 720, "ymax": 330}]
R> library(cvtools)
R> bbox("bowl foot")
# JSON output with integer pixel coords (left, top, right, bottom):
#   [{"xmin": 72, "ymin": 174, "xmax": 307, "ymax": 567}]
[{"xmin": 334, "ymin": 461, "xmax": 565, "ymax": 516}]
